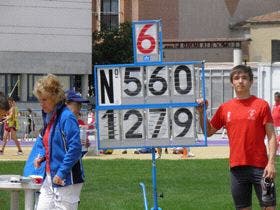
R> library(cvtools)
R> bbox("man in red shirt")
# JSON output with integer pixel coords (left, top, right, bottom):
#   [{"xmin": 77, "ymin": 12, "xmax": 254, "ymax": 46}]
[
  {"xmin": 272, "ymin": 91, "xmax": 280, "ymax": 155},
  {"xmin": 197, "ymin": 65, "xmax": 277, "ymax": 210}
]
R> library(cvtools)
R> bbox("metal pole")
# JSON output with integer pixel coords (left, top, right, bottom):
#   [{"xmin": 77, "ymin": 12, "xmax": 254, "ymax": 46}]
[
  {"xmin": 139, "ymin": 182, "xmax": 149, "ymax": 210},
  {"xmin": 8, "ymin": 79, "xmax": 19, "ymax": 97},
  {"xmin": 151, "ymin": 148, "xmax": 161, "ymax": 210}
]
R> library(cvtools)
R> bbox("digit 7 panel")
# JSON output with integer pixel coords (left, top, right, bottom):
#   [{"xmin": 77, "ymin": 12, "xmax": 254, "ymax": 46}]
[{"xmin": 94, "ymin": 61, "xmax": 206, "ymax": 150}]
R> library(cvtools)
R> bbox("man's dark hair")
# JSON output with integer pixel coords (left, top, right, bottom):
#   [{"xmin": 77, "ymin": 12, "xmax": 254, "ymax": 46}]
[
  {"xmin": 0, "ymin": 95, "xmax": 10, "ymax": 111},
  {"xmin": 274, "ymin": 92, "xmax": 280, "ymax": 98},
  {"xmin": 230, "ymin": 65, "xmax": 253, "ymax": 83}
]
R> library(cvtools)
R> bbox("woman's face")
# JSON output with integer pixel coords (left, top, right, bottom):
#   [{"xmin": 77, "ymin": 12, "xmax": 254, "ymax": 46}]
[{"xmin": 38, "ymin": 94, "xmax": 57, "ymax": 113}]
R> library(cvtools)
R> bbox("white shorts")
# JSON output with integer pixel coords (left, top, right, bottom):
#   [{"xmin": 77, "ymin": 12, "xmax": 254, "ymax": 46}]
[{"xmin": 36, "ymin": 174, "xmax": 83, "ymax": 210}]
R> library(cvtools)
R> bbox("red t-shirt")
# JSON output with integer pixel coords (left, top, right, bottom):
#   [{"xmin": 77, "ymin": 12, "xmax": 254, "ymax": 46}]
[
  {"xmin": 210, "ymin": 96, "xmax": 273, "ymax": 168},
  {"xmin": 272, "ymin": 102, "xmax": 280, "ymax": 126}
]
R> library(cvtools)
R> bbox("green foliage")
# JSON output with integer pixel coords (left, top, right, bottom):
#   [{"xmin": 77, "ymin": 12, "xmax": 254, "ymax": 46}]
[{"xmin": 93, "ymin": 22, "xmax": 133, "ymax": 65}]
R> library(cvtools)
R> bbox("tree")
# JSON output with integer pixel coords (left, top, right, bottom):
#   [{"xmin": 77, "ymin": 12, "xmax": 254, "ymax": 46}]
[{"xmin": 92, "ymin": 22, "xmax": 133, "ymax": 65}]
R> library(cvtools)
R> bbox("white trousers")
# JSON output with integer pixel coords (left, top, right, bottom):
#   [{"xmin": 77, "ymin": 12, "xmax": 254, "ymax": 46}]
[{"xmin": 36, "ymin": 174, "xmax": 83, "ymax": 210}]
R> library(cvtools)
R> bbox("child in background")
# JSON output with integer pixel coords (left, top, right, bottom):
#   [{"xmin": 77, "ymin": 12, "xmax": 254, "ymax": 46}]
[
  {"xmin": 65, "ymin": 90, "xmax": 90, "ymax": 156},
  {"xmin": 0, "ymin": 97, "xmax": 23, "ymax": 155}
]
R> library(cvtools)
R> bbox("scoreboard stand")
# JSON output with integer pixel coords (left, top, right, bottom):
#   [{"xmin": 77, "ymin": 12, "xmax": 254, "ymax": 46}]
[
  {"xmin": 94, "ymin": 20, "xmax": 207, "ymax": 210},
  {"xmin": 94, "ymin": 61, "xmax": 207, "ymax": 210}
]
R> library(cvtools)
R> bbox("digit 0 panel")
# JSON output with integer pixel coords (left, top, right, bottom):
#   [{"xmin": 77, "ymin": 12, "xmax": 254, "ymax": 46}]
[{"xmin": 94, "ymin": 61, "xmax": 206, "ymax": 150}]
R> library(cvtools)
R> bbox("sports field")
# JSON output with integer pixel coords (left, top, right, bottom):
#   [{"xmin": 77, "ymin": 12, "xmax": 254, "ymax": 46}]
[{"xmin": 0, "ymin": 158, "xmax": 279, "ymax": 210}]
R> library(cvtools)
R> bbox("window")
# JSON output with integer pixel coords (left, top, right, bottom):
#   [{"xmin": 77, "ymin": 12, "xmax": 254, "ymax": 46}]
[
  {"xmin": 0, "ymin": 74, "xmax": 5, "ymax": 94},
  {"xmin": 28, "ymin": 74, "xmax": 44, "ymax": 101},
  {"xmin": 7, "ymin": 74, "xmax": 20, "ymax": 101},
  {"xmin": 70, "ymin": 75, "xmax": 83, "ymax": 93},
  {"xmin": 101, "ymin": 0, "xmax": 119, "ymax": 30},
  {"xmin": 272, "ymin": 40, "xmax": 280, "ymax": 63}
]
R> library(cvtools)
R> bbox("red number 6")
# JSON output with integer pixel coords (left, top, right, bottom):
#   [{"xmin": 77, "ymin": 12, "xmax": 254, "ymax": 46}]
[{"xmin": 137, "ymin": 24, "xmax": 156, "ymax": 54}]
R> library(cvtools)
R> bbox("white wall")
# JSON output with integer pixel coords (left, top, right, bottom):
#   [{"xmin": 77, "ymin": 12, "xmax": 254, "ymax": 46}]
[
  {"xmin": 0, "ymin": 0, "xmax": 91, "ymax": 53},
  {"xmin": 258, "ymin": 63, "xmax": 280, "ymax": 105}
]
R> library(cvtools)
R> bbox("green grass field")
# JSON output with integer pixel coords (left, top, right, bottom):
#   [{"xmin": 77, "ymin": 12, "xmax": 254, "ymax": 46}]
[{"xmin": 0, "ymin": 159, "xmax": 279, "ymax": 210}]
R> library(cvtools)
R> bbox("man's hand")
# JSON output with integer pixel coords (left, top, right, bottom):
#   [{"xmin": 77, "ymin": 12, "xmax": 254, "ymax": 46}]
[
  {"xmin": 263, "ymin": 162, "xmax": 276, "ymax": 179},
  {"xmin": 196, "ymin": 98, "xmax": 208, "ymax": 114}
]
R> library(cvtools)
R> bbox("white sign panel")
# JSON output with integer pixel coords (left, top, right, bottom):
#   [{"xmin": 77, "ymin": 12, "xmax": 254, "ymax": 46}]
[
  {"xmin": 172, "ymin": 107, "xmax": 195, "ymax": 140},
  {"xmin": 122, "ymin": 109, "xmax": 145, "ymax": 141},
  {"xmin": 98, "ymin": 110, "xmax": 120, "ymax": 143},
  {"xmin": 95, "ymin": 62, "xmax": 205, "ymax": 149},
  {"xmin": 133, "ymin": 20, "xmax": 162, "ymax": 63},
  {"xmin": 146, "ymin": 66, "xmax": 169, "ymax": 97},
  {"xmin": 97, "ymin": 68, "xmax": 121, "ymax": 105},
  {"xmin": 136, "ymin": 23, "xmax": 158, "ymax": 55},
  {"xmin": 147, "ymin": 108, "xmax": 169, "ymax": 140},
  {"xmin": 171, "ymin": 65, "xmax": 195, "ymax": 102},
  {"xmin": 121, "ymin": 66, "xmax": 144, "ymax": 104}
]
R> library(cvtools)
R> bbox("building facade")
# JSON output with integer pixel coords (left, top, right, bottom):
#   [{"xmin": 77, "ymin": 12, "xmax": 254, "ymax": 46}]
[
  {"xmin": 0, "ymin": 0, "xmax": 92, "ymax": 109},
  {"xmin": 245, "ymin": 11, "xmax": 280, "ymax": 63},
  {"xmin": 93, "ymin": 0, "xmax": 280, "ymax": 62}
]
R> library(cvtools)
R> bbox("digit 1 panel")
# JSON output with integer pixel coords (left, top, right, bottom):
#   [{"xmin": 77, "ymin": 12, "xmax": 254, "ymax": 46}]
[
  {"xmin": 171, "ymin": 107, "xmax": 195, "ymax": 145},
  {"xmin": 98, "ymin": 110, "xmax": 120, "ymax": 148}
]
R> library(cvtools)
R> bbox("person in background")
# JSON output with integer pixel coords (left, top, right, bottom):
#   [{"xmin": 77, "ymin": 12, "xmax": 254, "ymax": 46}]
[
  {"xmin": 65, "ymin": 90, "xmax": 90, "ymax": 156},
  {"xmin": 0, "ymin": 97, "xmax": 23, "ymax": 155},
  {"xmin": 197, "ymin": 65, "xmax": 277, "ymax": 210},
  {"xmin": 271, "ymin": 91, "xmax": 280, "ymax": 155},
  {"xmin": 155, "ymin": 147, "xmax": 169, "ymax": 159},
  {"xmin": 172, "ymin": 147, "xmax": 195, "ymax": 158},
  {"xmin": 24, "ymin": 107, "xmax": 35, "ymax": 141},
  {"xmin": 87, "ymin": 103, "xmax": 95, "ymax": 130},
  {"xmin": 0, "ymin": 91, "xmax": 5, "ymax": 141},
  {"xmin": 0, "ymin": 95, "xmax": 10, "ymax": 142},
  {"xmin": 29, "ymin": 74, "xmax": 84, "ymax": 210}
]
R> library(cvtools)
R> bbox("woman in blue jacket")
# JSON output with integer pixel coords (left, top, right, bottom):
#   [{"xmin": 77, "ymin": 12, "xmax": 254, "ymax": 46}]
[{"xmin": 27, "ymin": 74, "xmax": 84, "ymax": 210}]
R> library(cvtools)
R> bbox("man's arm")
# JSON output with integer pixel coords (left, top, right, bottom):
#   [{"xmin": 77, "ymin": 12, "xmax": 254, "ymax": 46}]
[
  {"xmin": 263, "ymin": 122, "xmax": 277, "ymax": 178},
  {"xmin": 196, "ymin": 99, "xmax": 217, "ymax": 137}
]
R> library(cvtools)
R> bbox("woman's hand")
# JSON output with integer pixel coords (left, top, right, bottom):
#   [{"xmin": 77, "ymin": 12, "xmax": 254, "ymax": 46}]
[
  {"xmin": 34, "ymin": 156, "xmax": 45, "ymax": 168},
  {"xmin": 53, "ymin": 175, "xmax": 65, "ymax": 186}
]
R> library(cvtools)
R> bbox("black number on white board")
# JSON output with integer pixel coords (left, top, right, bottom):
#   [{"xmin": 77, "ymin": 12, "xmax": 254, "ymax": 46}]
[
  {"xmin": 149, "ymin": 108, "xmax": 167, "ymax": 138},
  {"xmin": 124, "ymin": 67, "xmax": 142, "ymax": 96},
  {"xmin": 101, "ymin": 110, "xmax": 115, "ymax": 139},
  {"xmin": 148, "ymin": 66, "xmax": 167, "ymax": 95},
  {"xmin": 124, "ymin": 109, "xmax": 143, "ymax": 138},
  {"xmin": 174, "ymin": 108, "xmax": 193, "ymax": 137},
  {"xmin": 174, "ymin": 65, "xmax": 192, "ymax": 94}
]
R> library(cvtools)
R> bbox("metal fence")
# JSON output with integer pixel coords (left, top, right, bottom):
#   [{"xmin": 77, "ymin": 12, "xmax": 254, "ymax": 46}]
[
  {"xmin": 17, "ymin": 109, "xmax": 89, "ymax": 140},
  {"xmin": 14, "ymin": 63, "xmax": 262, "ymax": 137}
]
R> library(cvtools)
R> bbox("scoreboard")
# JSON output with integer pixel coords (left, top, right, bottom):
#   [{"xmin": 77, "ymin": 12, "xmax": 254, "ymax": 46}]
[
  {"xmin": 132, "ymin": 20, "xmax": 163, "ymax": 63},
  {"xmin": 94, "ymin": 61, "xmax": 206, "ymax": 149}
]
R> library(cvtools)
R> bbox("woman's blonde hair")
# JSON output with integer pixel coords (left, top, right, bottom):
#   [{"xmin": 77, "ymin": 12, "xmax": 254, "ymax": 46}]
[{"xmin": 33, "ymin": 74, "xmax": 65, "ymax": 104}]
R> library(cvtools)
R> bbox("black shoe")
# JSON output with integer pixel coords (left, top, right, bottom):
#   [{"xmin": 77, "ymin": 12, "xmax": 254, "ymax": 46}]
[
  {"xmin": 261, "ymin": 177, "xmax": 275, "ymax": 204},
  {"xmin": 122, "ymin": 150, "xmax": 127, "ymax": 154}
]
